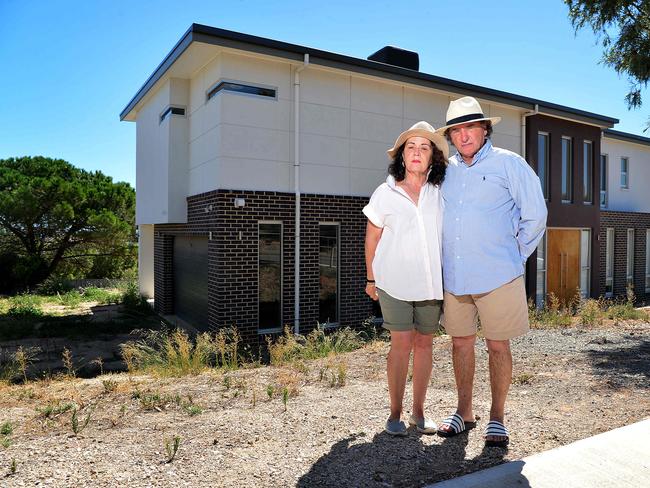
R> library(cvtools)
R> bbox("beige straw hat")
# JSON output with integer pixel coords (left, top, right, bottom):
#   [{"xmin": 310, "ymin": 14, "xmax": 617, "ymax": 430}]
[
  {"xmin": 436, "ymin": 96, "xmax": 501, "ymax": 134},
  {"xmin": 387, "ymin": 121, "xmax": 449, "ymax": 160}
]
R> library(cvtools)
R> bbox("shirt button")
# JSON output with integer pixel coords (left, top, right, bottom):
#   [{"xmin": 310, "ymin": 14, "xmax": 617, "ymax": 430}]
[
  {"xmin": 459, "ymin": 200, "xmax": 463, "ymax": 204},
  {"xmin": 455, "ymin": 217, "xmax": 459, "ymax": 221}
]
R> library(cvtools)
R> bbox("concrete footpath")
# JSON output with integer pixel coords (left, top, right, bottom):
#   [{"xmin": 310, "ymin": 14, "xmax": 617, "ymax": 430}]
[{"xmin": 429, "ymin": 418, "xmax": 650, "ymax": 488}]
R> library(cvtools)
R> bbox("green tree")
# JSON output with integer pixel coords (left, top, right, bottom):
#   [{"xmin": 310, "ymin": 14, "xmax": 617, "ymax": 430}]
[
  {"xmin": 0, "ymin": 156, "xmax": 135, "ymax": 291},
  {"xmin": 565, "ymin": 0, "xmax": 650, "ymax": 129}
]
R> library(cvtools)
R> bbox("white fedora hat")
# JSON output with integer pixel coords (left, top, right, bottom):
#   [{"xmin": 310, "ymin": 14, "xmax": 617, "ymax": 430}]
[
  {"xmin": 436, "ymin": 96, "xmax": 501, "ymax": 134},
  {"xmin": 387, "ymin": 121, "xmax": 449, "ymax": 160}
]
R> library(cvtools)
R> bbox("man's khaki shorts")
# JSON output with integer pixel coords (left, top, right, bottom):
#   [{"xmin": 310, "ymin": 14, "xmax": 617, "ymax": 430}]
[{"xmin": 441, "ymin": 276, "xmax": 529, "ymax": 341}]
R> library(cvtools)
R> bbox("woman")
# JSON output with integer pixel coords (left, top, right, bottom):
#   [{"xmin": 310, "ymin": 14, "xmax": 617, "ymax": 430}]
[{"xmin": 363, "ymin": 121, "xmax": 448, "ymax": 436}]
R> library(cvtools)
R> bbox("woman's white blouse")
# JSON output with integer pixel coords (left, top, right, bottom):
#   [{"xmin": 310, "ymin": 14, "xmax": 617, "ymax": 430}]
[{"xmin": 363, "ymin": 175, "xmax": 443, "ymax": 301}]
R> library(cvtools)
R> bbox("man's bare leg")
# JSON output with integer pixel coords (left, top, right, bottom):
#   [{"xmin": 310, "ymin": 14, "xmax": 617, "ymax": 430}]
[
  {"xmin": 438, "ymin": 334, "xmax": 476, "ymax": 433},
  {"xmin": 485, "ymin": 338, "xmax": 512, "ymax": 443}
]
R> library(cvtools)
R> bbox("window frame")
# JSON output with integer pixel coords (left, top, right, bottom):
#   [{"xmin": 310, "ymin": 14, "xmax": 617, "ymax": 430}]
[
  {"xmin": 159, "ymin": 105, "xmax": 186, "ymax": 124},
  {"xmin": 645, "ymin": 230, "xmax": 650, "ymax": 293},
  {"xmin": 537, "ymin": 132, "xmax": 550, "ymax": 200},
  {"xmin": 580, "ymin": 229, "xmax": 591, "ymax": 298},
  {"xmin": 535, "ymin": 233, "xmax": 546, "ymax": 308},
  {"xmin": 561, "ymin": 136, "xmax": 573, "ymax": 203},
  {"xmin": 206, "ymin": 79, "xmax": 278, "ymax": 102},
  {"xmin": 600, "ymin": 154, "xmax": 608, "ymax": 208},
  {"xmin": 620, "ymin": 157, "xmax": 629, "ymax": 189},
  {"xmin": 626, "ymin": 228, "xmax": 635, "ymax": 286},
  {"xmin": 605, "ymin": 228, "xmax": 614, "ymax": 298},
  {"xmin": 582, "ymin": 140, "xmax": 593, "ymax": 204},
  {"xmin": 318, "ymin": 222, "xmax": 341, "ymax": 327},
  {"xmin": 258, "ymin": 221, "xmax": 283, "ymax": 335}
]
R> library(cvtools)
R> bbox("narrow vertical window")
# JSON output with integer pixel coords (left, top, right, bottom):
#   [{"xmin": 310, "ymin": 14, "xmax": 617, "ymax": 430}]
[
  {"xmin": 600, "ymin": 154, "xmax": 608, "ymax": 208},
  {"xmin": 627, "ymin": 228, "xmax": 635, "ymax": 286},
  {"xmin": 561, "ymin": 137, "xmax": 573, "ymax": 202},
  {"xmin": 605, "ymin": 228, "xmax": 614, "ymax": 297},
  {"xmin": 537, "ymin": 132, "xmax": 549, "ymax": 199},
  {"xmin": 319, "ymin": 224, "xmax": 339, "ymax": 325},
  {"xmin": 580, "ymin": 229, "xmax": 591, "ymax": 298},
  {"xmin": 645, "ymin": 230, "xmax": 650, "ymax": 293},
  {"xmin": 259, "ymin": 222, "xmax": 282, "ymax": 332},
  {"xmin": 621, "ymin": 157, "xmax": 629, "ymax": 189},
  {"xmin": 583, "ymin": 141, "xmax": 593, "ymax": 204},
  {"xmin": 535, "ymin": 234, "xmax": 546, "ymax": 308}
]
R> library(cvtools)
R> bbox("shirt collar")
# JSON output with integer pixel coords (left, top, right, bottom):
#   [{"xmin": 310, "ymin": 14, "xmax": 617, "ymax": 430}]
[{"xmin": 452, "ymin": 139, "xmax": 493, "ymax": 167}]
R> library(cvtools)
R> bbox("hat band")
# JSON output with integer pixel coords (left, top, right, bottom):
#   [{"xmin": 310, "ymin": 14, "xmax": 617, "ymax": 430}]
[{"xmin": 445, "ymin": 112, "xmax": 485, "ymax": 126}]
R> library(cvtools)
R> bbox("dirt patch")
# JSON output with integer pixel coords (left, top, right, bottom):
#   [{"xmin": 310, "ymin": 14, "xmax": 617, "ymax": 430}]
[{"xmin": 1, "ymin": 322, "xmax": 649, "ymax": 487}]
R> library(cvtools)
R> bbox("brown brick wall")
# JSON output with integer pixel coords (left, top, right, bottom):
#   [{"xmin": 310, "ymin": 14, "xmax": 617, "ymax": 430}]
[
  {"xmin": 599, "ymin": 211, "xmax": 650, "ymax": 300},
  {"xmin": 153, "ymin": 190, "xmax": 372, "ymax": 345}
]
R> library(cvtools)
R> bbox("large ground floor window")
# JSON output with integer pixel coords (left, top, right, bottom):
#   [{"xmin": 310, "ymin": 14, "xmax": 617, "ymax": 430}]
[{"xmin": 259, "ymin": 222, "xmax": 282, "ymax": 333}]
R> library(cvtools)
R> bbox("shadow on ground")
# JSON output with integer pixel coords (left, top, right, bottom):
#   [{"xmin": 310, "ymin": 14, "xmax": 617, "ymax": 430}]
[
  {"xmin": 587, "ymin": 337, "xmax": 650, "ymax": 389},
  {"xmin": 298, "ymin": 428, "xmax": 517, "ymax": 487}
]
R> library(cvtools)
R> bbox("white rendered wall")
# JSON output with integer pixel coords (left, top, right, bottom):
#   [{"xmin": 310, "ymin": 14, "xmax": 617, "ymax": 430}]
[
  {"xmin": 138, "ymin": 224, "xmax": 154, "ymax": 298},
  {"xmin": 137, "ymin": 48, "xmax": 526, "ymax": 203},
  {"xmin": 601, "ymin": 137, "xmax": 650, "ymax": 212},
  {"xmin": 135, "ymin": 78, "xmax": 189, "ymax": 224},
  {"xmin": 185, "ymin": 51, "xmax": 525, "ymax": 198}
]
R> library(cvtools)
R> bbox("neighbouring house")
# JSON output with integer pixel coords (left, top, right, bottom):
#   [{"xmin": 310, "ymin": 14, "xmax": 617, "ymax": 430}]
[{"xmin": 121, "ymin": 24, "xmax": 650, "ymax": 345}]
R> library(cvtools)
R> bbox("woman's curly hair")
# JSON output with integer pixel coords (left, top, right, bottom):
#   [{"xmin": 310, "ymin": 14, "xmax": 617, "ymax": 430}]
[{"xmin": 388, "ymin": 141, "xmax": 447, "ymax": 186}]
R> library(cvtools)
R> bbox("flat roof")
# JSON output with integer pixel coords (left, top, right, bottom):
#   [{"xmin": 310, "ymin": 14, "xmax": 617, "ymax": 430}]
[
  {"xmin": 604, "ymin": 129, "xmax": 650, "ymax": 147},
  {"xmin": 121, "ymin": 23, "xmax": 619, "ymax": 128}
]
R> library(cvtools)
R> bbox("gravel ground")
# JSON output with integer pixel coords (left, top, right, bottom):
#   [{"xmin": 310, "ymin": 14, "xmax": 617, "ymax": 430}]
[{"xmin": 1, "ymin": 321, "xmax": 648, "ymax": 487}]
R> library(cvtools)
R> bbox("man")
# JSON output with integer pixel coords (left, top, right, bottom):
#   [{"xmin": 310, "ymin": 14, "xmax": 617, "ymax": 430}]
[{"xmin": 436, "ymin": 96, "xmax": 547, "ymax": 447}]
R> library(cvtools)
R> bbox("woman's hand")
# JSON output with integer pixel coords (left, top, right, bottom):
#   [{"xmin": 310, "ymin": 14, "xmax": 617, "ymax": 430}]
[{"xmin": 365, "ymin": 283, "xmax": 379, "ymax": 301}]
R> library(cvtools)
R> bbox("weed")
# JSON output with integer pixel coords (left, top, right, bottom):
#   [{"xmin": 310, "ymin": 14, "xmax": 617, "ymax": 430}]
[
  {"xmin": 122, "ymin": 282, "xmax": 152, "ymax": 315},
  {"xmin": 10, "ymin": 458, "xmax": 16, "ymax": 475},
  {"xmin": 513, "ymin": 373, "xmax": 534, "ymax": 385},
  {"xmin": 7, "ymin": 294, "xmax": 44, "ymax": 317},
  {"xmin": 266, "ymin": 384, "xmax": 274, "ymax": 399},
  {"xmin": 164, "ymin": 435, "xmax": 181, "ymax": 463},
  {"xmin": 251, "ymin": 388, "xmax": 257, "ymax": 408},
  {"xmin": 37, "ymin": 401, "xmax": 76, "ymax": 418},
  {"xmin": 282, "ymin": 387, "xmax": 289, "ymax": 411},
  {"xmin": 183, "ymin": 403, "xmax": 203, "ymax": 416},
  {"xmin": 14, "ymin": 346, "xmax": 39, "ymax": 383},
  {"xmin": 62, "ymin": 348, "xmax": 75, "ymax": 378},
  {"xmin": 336, "ymin": 361, "xmax": 347, "ymax": 387},
  {"xmin": 267, "ymin": 325, "xmax": 362, "ymax": 365},
  {"xmin": 214, "ymin": 327, "xmax": 241, "ymax": 369},
  {"xmin": 1, "ymin": 438, "xmax": 10, "ymax": 448},
  {"xmin": 92, "ymin": 357, "xmax": 104, "ymax": 376},
  {"xmin": 102, "ymin": 379, "xmax": 118, "ymax": 393},
  {"xmin": 71, "ymin": 408, "xmax": 92, "ymax": 435},
  {"xmin": 579, "ymin": 299, "xmax": 604, "ymax": 326},
  {"xmin": 81, "ymin": 287, "xmax": 122, "ymax": 304},
  {"xmin": 57, "ymin": 290, "xmax": 82, "ymax": 308},
  {"xmin": 0, "ymin": 422, "xmax": 13, "ymax": 436},
  {"xmin": 222, "ymin": 375, "xmax": 232, "ymax": 389},
  {"xmin": 121, "ymin": 329, "xmax": 220, "ymax": 377}
]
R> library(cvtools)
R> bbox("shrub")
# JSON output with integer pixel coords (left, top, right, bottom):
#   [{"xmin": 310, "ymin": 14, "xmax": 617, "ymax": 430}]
[
  {"xmin": 7, "ymin": 294, "xmax": 44, "ymax": 318},
  {"xmin": 267, "ymin": 325, "xmax": 362, "ymax": 366},
  {"xmin": 578, "ymin": 299, "xmax": 604, "ymax": 326},
  {"xmin": 121, "ymin": 328, "xmax": 231, "ymax": 376}
]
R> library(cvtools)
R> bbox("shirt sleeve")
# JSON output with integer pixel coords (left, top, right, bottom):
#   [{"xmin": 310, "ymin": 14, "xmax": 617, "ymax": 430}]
[
  {"xmin": 362, "ymin": 185, "xmax": 386, "ymax": 228},
  {"xmin": 506, "ymin": 156, "xmax": 548, "ymax": 261}
]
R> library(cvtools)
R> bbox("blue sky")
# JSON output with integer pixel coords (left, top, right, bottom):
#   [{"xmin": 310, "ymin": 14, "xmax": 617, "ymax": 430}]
[{"xmin": 1, "ymin": 0, "xmax": 647, "ymax": 186}]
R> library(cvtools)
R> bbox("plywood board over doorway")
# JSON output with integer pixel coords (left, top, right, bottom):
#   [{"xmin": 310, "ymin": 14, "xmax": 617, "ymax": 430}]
[{"xmin": 547, "ymin": 229, "xmax": 581, "ymax": 306}]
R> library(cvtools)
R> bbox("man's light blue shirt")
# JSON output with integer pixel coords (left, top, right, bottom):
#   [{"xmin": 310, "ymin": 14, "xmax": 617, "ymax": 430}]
[{"xmin": 441, "ymin": 139, "xmax": 547, "ymax": 295}]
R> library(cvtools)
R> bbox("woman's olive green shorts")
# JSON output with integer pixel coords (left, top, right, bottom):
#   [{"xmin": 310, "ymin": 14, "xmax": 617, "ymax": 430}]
[{"xmin": 376, "ymin": 288, "xmax": 442, "ymax": 335}]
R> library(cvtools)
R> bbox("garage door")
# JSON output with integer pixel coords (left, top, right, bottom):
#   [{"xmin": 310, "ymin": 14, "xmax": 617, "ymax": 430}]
[{"xmin": 173, "ymin": 236, "xmax": 208, "ymax": 330}]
